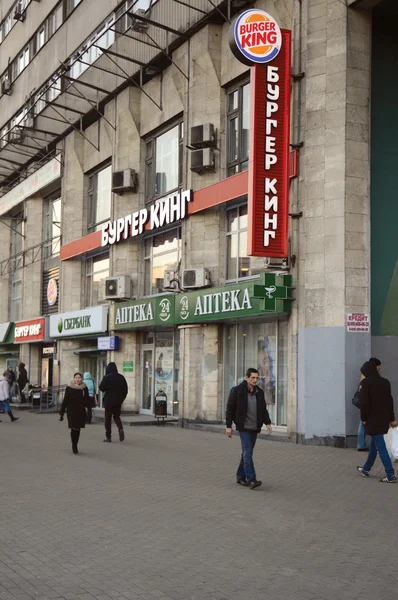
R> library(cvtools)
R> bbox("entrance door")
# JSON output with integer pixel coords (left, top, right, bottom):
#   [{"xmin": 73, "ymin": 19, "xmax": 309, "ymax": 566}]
[
  {"xmin": 81, "ymin": 354, "xmax": 107, "ymax": 408},
  {"xmin": 140, "ymin": 346, "xmax": 153, "ymax": 415}
]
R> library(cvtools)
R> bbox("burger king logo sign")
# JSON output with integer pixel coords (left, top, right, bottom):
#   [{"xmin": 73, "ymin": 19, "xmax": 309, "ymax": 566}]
[{"xmin": 229, "ymin": 9, "xmax": 282, "ymax": 66}]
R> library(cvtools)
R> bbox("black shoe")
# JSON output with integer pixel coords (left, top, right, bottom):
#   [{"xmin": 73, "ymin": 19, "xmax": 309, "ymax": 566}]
[
  {"xmin": 119, "ymin": 429, "xmax": 125, "ymax": 442},
  {"xmin": 357, "ymin": 466, "xmax": 369, "ymax": 478},
  {"xmin": 11, "ymin": 417, "xmax": 19, "ymax": 422},
  {"xmin": 248, "ymin": 479, "xmax": 262, "ymax": 489},
  {"xmin": 72, "ymin": 445, "xmax": 78, "ymax": 455},
  {"xmin": 103, "ymin": 438, "xmax": 111, "ymax": 443},
  {"xmin": 237, "ymin": 478, "xmax": 248, "ymax": 486},
  {"xmin": 379, "ymin": 476, "xmax": 397, "ymax": 483},
  {"xmin": 357, "ymin": 448, "xmax": 369, "ymax": 452}
]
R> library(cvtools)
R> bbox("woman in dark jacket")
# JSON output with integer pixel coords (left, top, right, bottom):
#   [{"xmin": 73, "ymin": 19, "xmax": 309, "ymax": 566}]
[
  {"xmin": 59, "ymin": 372, "xmax": 89, "ymax": 454},
  {"xmin": 17, "ymin": 362, "xmax": 28, "ymax": 401}
]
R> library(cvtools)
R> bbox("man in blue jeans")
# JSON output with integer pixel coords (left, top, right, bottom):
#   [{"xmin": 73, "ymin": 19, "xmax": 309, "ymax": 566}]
[
  {"xmin": 357, "ymin": 357, "xmax": 381, "ymax": 451},
  {"xmin": 226, "ymin": 368, "xmax": 272, "ymax": 489},
  {"xmin": 357, "ymin": 361, "xmax": 398, "ymax": 483}
]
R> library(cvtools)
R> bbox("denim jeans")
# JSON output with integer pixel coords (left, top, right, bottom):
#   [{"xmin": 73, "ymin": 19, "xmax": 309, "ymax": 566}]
[
  {"xmin": 357, "ymin": 421, "xmax": 368, "ymax": 449},
  {"xmin": 362, "ymin": 434, "xmax": 396, "ymax": 480},
  {"xmin": 237, "ymin": 431, "xmax": 258, "ymax": 482}
]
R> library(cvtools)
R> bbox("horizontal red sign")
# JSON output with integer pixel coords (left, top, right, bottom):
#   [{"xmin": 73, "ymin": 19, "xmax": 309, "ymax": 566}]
[
  {"xmin": 247, "ymin": 29, "xmax": 291, "ymax": 258},
  {"xmin": 15, "ymin": 318, "xmax": 46, "ymax": 343}
]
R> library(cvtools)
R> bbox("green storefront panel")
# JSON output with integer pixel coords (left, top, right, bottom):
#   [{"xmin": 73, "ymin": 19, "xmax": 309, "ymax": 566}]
[{"xmin": 113, "ymin": 295, "xmax": 175, "ymax": 330}]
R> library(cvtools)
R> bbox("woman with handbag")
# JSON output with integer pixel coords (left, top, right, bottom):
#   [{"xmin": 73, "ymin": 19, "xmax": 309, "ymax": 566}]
[
  {"xmin": 59, "ymin": 372, "xmax": 89, "ymax": 454},
  {"xmin": 0, "ymin": 371, "xmax": 19, "ymax": 423}
]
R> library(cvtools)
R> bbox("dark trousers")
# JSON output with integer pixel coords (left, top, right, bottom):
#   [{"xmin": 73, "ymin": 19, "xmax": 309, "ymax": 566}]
[
  {"xmin": 86, "ymin": 406, "xmax": 92, "ymax": 424},
  {"xmin": 104, "ymin": 404, "xmax": 123, "ymax": 439},
  {"xmin": 70, "ymin": 429, "xmax": 80, "ymax": 447}
]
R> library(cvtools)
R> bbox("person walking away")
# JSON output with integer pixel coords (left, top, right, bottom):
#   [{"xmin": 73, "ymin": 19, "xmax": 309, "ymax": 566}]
[
  {"xmin": 357, "ymin": 361, "xmax": 398, "ymax": 483},
  {"xmin": 99, "ymin": 362, "xmax": 128, "ymax": 443},
  {"xmin": 7, "ymin": 366, "xmax": 16, "ymax": 403},
  {"xmin": 356, "ymin": 357, "xmax": 381, "ymax": 452},
  {"xmin": 59, "ymin": 372, "xmax": 90, "ymax": 454},
  {"xmin": 83, "ymin": 372, "xmax": 96, "ymax": 424},
  {"xmin": 0, "ymin": 371, "xmax": 19, "ymax": 422},
  {"xmin": 226, "ymin": 367, "xmax": 272, "ymax": 489},
  {"xmin": 17, "ymin": 362, "xmax": 28, "ymax": 402}
]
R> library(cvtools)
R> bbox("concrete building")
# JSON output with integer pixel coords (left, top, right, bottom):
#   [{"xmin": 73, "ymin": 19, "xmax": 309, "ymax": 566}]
[{"xmin": 0, "ymin": 0, "xmax": 396, "ymax": 445}]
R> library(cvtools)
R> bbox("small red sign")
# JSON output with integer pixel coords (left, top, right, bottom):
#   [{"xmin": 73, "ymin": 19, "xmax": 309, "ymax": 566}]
[
  {"xmin": 247, "ymin": 29, "xmax": 291, "ymax": 257},
  {"xmin": 15, "ymin": 318, "xmax": 46, "ymax": 343}
]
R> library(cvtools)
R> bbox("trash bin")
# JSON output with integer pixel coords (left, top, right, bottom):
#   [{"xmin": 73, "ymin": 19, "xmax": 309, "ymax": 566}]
[{"xmin": 154, "ymin": 390, "xmax": 167, "ymax": 417}]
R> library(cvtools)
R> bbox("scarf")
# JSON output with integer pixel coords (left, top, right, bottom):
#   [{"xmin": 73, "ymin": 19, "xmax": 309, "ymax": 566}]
[{"xmin": 69, "ymin": 381, "xmax": 87, "ymax": 390}]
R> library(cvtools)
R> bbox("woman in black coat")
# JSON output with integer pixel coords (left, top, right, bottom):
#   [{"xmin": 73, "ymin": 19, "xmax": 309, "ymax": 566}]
[
  {"xmin": 59, "ymin": 372, "xmax": 89, "ymax": 455},
  {"xmin": 17, "ymin": 362, "xmax": 28, "ymax": 401}
]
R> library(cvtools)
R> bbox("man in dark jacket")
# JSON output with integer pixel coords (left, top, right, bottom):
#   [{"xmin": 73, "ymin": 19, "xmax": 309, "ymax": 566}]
[
  {"xmin": 99, "ymin": 362, "xmax": 128, "ymax": 443},
  {"xmin": 357, "ymin": 361, "xmax": 398, "ymax": 483},
  {"xmin": 226, "ymin": 367, "xmax": 272, "ymax": 489}
]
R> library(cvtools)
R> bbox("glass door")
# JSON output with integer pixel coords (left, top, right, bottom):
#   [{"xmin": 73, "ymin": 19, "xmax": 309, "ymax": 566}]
[{"xmin": 140, "ymin": 346, "xmax": 153, "ymax": 415}]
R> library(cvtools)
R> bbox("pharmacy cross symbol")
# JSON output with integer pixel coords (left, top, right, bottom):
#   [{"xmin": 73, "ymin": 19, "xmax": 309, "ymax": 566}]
[{"xmin": 264, "ymin": 285, "xmax": 276, "ymax": 299}]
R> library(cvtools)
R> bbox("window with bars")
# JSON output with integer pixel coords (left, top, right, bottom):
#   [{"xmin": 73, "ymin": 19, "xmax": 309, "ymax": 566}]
[
  {"xmin": 85, "ymin": 253, "xmax": 110, "ymax": 306},
  {"xmin": 145, "ymin": 122, "xmax": 184, "ymax": 201},
  {"xmin": 227, "ymin": 80, "xmax": 250, "ymax": 176},
  {"xmin": 225, "ymin": 203, "xmax": 266, "ymax": 281},
  {"xmin": 87, "ymin": 165, "xmax": 112, "ymax": 232},
  {"xmin": 144, "ymin": 228, "xmax": 181, "ymax": 295}
]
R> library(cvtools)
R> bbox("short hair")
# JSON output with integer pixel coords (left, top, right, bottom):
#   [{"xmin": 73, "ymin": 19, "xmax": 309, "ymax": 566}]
[
  {"xmin": 369, "ymin": 357, "xmax": 381, "ymax": 367},
  {"xmin": 3, "ymin": 370, "xmax": 9, "ymax": 377},
  {"xmin": 74, "ymin": 372, "xmax": 83, "ymax": 378},
  {"xmin": 245, "ymin": 368, "xmax": 259, "ymax": 377}
]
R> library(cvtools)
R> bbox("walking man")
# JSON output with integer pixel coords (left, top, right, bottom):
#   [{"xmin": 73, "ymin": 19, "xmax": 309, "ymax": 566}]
[
  {"xmin": 99, "ymin": 362, "xmax": 128, "ymax": 443},
  {"xmin": 357, "ymin": 361, "xmax": 398, "ymax": 483},
  {"xmin": 226, "ymin": 368, "xmax": 272, "ymax": 489},
  {"xmin": 356, "ymin": 357, "xmax": 381, "ymax": 452}
]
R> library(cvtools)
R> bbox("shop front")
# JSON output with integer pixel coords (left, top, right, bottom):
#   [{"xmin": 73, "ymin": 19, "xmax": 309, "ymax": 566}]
[
  {"xmin": 49, "ymin": 306, "xmax": 109, "ymax": 406},
  {"xmin": 14, "ymin": 318, "xmax": 52, "ymax": 389}
]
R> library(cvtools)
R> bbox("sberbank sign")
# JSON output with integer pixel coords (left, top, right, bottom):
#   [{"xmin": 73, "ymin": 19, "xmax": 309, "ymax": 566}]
[
  {"xmin": 112, "ymin": 274, "xmax": 292, "ymax": 330},
  {"xmin": 49, "ymin": 306, "xmax": 108, "ymax": 338}
]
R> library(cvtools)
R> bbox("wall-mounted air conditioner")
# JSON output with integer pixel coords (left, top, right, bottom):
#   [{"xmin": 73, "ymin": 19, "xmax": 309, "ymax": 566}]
[
  {"xmin": 190, "ymin": 123, "xmax": 216, "ymax": 149},
  {"xmin": 131, "ymin": 9, "xmax": 149, "ymax": 32},
  {"xmin": 190, "ymin": 148, "xmax": 215, "ymax": 174},
  {"xmin": 264, "ymin": 257, "xmax": 289, "ymax": 270},
  {"xmin": 1, "ymin": 79, "xmax": 12, "ymax": 95},
  {"xmin": 182, "ymin": 268, "xmax": 211, "ymax": 289},
  {"xmin": 111, "ymin": 169, "xmax": 138, "ymax": 194},
  {"xmin": 163, "ymin": 270, "xmax": 178, "ymax": 290},
  {"xmin": 14, "ymin": 2, "xmax": 26, "ymax": 21},
  {"xmin": 105, "ymin": 276, "xmax": 132, "ymax": 300}
]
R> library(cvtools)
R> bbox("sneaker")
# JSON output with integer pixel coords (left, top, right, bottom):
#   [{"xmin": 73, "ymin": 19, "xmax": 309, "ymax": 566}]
[
  {"xmin": 357, "ymin": 448, "xmax": 368, "ymax": 452},
  {"xmin": 237, "ymin": 478, "xmax": 248, "ymax": 486},
  {"xmin": 379, "ymin": 476, "xmax": 397, "ymax": 483},
  {"xmin": 103, "ymin": 438, "xmax": 111, "ymax": 443},
  {"xmin": 357, "ymin": 466, "xmax": 369, "ymax": 478},
  {"xmin": 248, "ymin": 479, "xmax": 262, "ymax": 489},
  {"xmin": 119, "ymin": 429, "xmax": 125, "ymax": 442}
]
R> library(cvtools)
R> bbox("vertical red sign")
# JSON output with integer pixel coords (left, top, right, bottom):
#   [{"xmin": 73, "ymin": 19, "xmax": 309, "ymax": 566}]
[{"xmin": 247, "ymin": 30, "xmax": 291, "ymax": 258}]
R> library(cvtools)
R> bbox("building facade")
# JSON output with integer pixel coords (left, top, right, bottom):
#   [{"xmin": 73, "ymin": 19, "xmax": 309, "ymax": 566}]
[{"xmin": 0, "ymin": 0, "xmax": 396, "ymax": 445}]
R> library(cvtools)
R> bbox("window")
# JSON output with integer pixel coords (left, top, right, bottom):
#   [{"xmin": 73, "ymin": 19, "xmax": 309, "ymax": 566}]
[
  {"xmin": 87, "ymin": 165, "xmax": 112, "ymax": 232},
  {"xmin": 145, "ymin": 123, "xmax": 183, "ymax": 200},
  {"xmin": 86, "ymin": 253, "xmax": 110, "ymax": 306},
  {"xmin": 18, "ymin": 47, "xmax": 29, "ymax": 75},
  {"xmin": 37, "ymin": 26, "xmax": 45, "ymax": 50},
  {"xmin": 43, "ymin": 195, "xmax": 61, "ymax": 258},
  {"xmin": 144, "ymin": 228, "xmax": 181, "ymax": 295},
  {"xmin": 227, "ymin": 81, "xmax": 250, "ymax": 176},
  {"xmin": 11, "ymin": 278, "xmax": 23, "ymax": 321},
  {"xmin": 226, "ymin": 203, "xmax": 266, "ymax": 281}
]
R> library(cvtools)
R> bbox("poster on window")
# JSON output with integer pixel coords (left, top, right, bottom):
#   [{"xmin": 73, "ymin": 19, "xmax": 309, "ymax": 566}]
[
  {"xmin": 155, "ymin": 346, "xmax": 174, "ymax": 413},
  {"xmin": 256, "ymin": 336, "xmax": 276, "ymax": 405}
]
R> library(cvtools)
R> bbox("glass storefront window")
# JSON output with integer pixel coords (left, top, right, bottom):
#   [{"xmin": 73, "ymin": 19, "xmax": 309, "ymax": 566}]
[{"xmin": 223, "ymin": 321, "xmax": 288, "ymax": 426}]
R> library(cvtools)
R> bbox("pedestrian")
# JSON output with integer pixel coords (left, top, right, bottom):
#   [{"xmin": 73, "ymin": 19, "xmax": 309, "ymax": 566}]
[
  {"xmin": 357, "ymin": 361, "xmax": 398, "ymax": 483},
  {"xmin": 59, "ymin": 372, "xmax": 90, "ymax": 455},
  {"xmin": 0, "ymin": 371, "xmax": 19, "ymax": 422},
  {"xmin": 7, "ymin": 366, "xmax": 16, "ymax": 403},
  {"xmin": 99, "ymin": 362, "xmax": 128, "ymax": 443},
  {"xmin": 83, "ymin": 372, "xmax": 96, "ymax": 424},
  {"xmin": 226, "ymin": 367, "xmax": 272, "ymax": 489},
  {"xmin": 356, "ymin": 357, "xmax": 381, "ymax": 452},
  {"xmin": 17, "ymin": 362, "xmax": 28, "ymax": 402}
]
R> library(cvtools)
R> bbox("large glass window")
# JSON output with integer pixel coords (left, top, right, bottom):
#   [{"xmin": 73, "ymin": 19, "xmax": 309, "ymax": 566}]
[
  {"xmin": 43, "ymin": 195, "xmax": 61, "ymax": 258},
  {"xmin": 145, "ymin": 123, "xmax": 183, "ymax": 200},
  {"xmin": 85, "ymin": 253, "xmax": 110, "ymax": 306},
  {"xmin": 226, "ymin": 203, "xmax": 266, "ymax": 281},
  {"xmin": 87, "ymin": 165, "xmax": 112, "ymax": 232},
  {"xmin": 11, "ymin": 278, "xmax": 23, "ymax": 321},
  {"xmin": 227, "ymin": 81, "xmax": 250, "ymax": 176},
  {"xmin": 144, "ymin": 228, "xmax": 181, "ymax": 295},
  {"xmin": 223, "ymin": 321, "xmax": 288, "ymax": 426}
]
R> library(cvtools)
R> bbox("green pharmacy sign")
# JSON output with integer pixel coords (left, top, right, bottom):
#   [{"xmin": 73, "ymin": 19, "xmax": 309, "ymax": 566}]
[{"xmin": 113, "ymin": 295, "xmax": 175, "ymax": 330}]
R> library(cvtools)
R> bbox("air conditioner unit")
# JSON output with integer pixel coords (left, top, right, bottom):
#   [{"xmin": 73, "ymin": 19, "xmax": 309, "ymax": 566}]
[
  {"xmin": 182, "ymin": 268, "xmax": 210, "ymax": 289},
  {"xmin": 111, "ymin": 169, "xmax": 138, "ymax": 194},
  {"xmin": 190, "ymin": 123, "xmax": 216, "ymax": 149},
  {"xmin": 155, "ymin": 172, "xmax": 167, "ymax": 195},
  {"xmin": 163, "ymin": 270, "xmax": 178, "ymax": 290},
  {"xmin": 14, "ymin": 2, "xmax": 26, "ymax": 21},
  {"xmin": 105, "ymin": 276, "xmax": 132, "ymax": 300},
  {"xmin": 190, "ymin": 148, "xmax": 215, "ymax": 174},
  {"xmin": 9, "ymin": 128, "xmax": 23, "ymax": 143},
  {"xmin": 264, "ymin": 256, "xmax": 289, "ymax": 270},
  {"xmin": 131, "ymin": 9, "xmax": 149, "ymax": 32},
  {"xmin": 1, "ymin": 79, "xmax": 12, "ymax": 95}
]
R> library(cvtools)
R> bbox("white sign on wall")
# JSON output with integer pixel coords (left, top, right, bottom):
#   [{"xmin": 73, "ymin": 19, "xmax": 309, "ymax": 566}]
[
  {"xmin": 0, "ymin": 156, "xmax": 61, "ymax": 217},
  {"xmin": 346, "ymin": 313, "xmax": 370, "ymax": 333},
  {"xmin": 50, "ymin": 306, "xmax": 108, "ymax": 338}
]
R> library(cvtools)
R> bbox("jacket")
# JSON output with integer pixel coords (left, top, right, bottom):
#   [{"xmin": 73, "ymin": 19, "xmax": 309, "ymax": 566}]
[
  {"xmin": 17, "ymin": 363, "xmax": 28, "ymax": 389},
  {"xmin": 83, "ymin": 372, "xmax": 96, "ymax": 397},
  {"xmin": 226, "ymin": 380, "xmax": 271, "ymax": 433},
  {"xmin": 0, "ymin": 375, "xmax": 9, "ymax": 401},
  {"xmin": 60, "ymin": 384, "xmax": 90, "ymax": 429},
  {"xmin": 360, "ymin": 361, "xmax": 395, "ymax": 435},
  {"xmin": 99, "ymin": 362, "xmax": 128, "ymax": 407}
]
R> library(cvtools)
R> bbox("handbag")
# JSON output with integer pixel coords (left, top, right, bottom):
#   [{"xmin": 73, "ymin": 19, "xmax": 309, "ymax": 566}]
[{"xmin": 352, "ymin": 390, "xmax": 361, "ymax": 409}]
